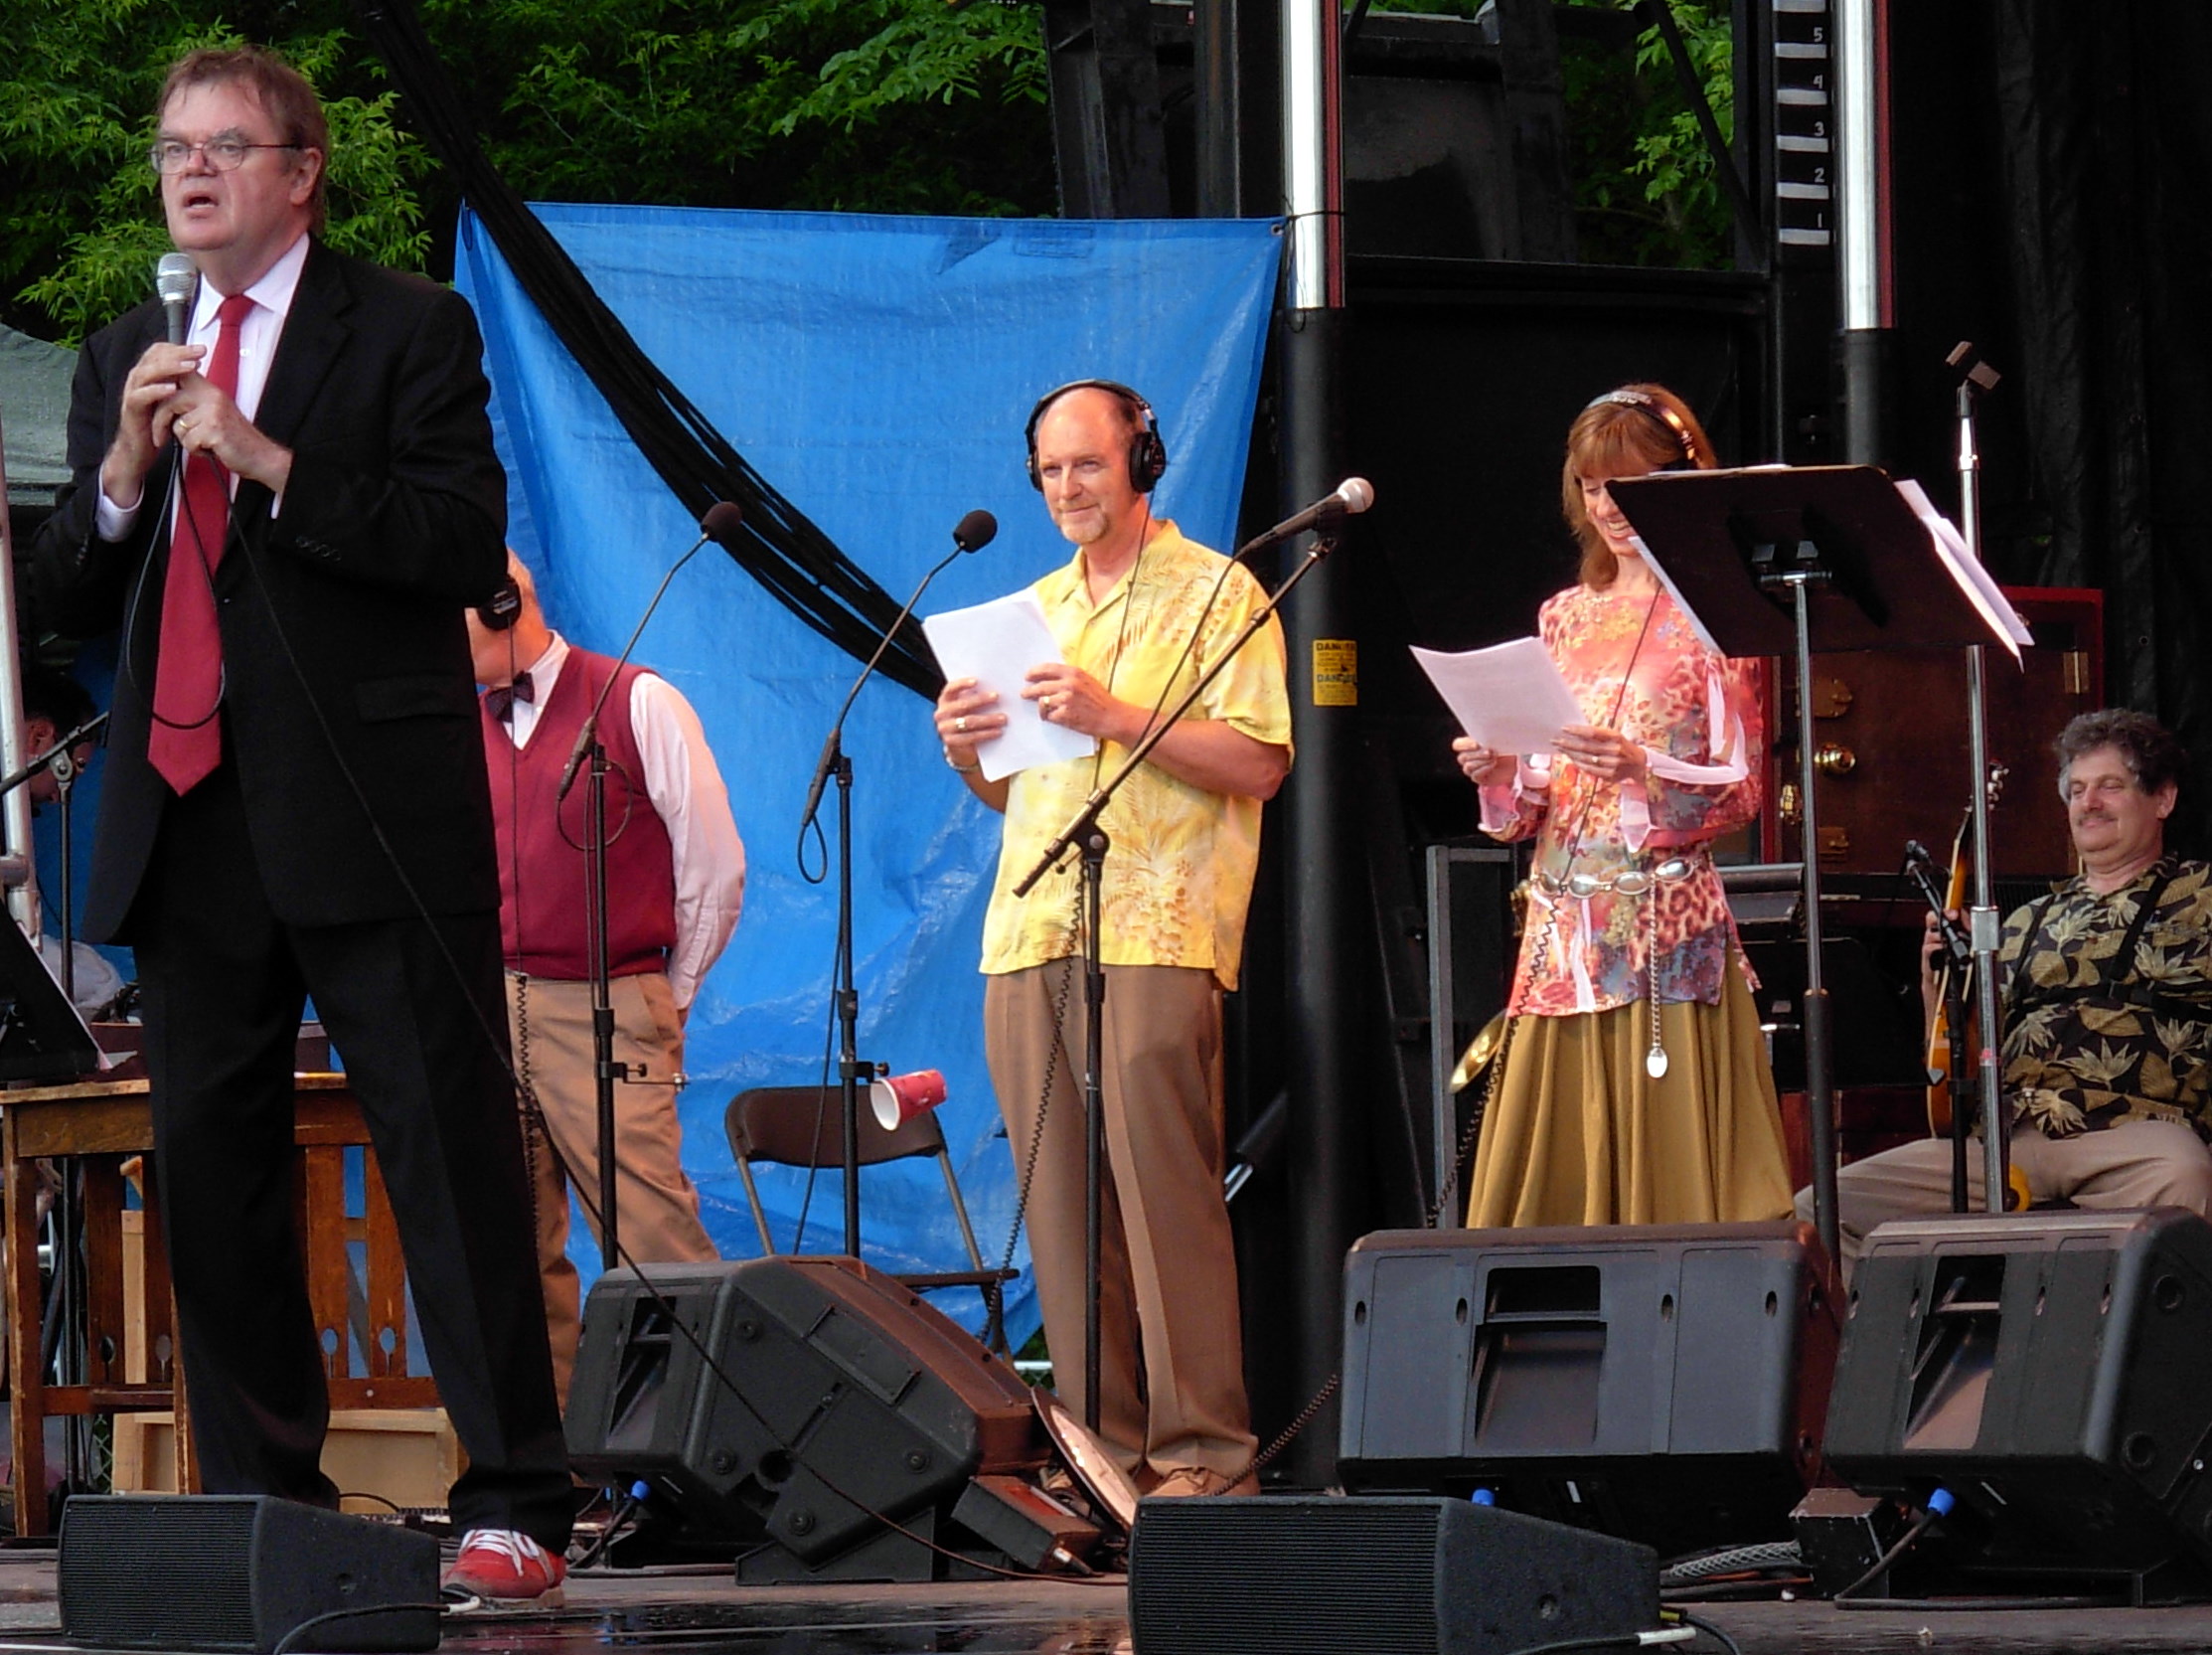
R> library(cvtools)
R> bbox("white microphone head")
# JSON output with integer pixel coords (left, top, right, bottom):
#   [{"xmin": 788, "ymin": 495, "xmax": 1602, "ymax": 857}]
[
  {"xmin": 154, "ymin": 252, "xmax": 197, "ymax": 308},
  {"xmin": 1336, "ymin": 477, "xmax": 1375, "ymax": 515}
]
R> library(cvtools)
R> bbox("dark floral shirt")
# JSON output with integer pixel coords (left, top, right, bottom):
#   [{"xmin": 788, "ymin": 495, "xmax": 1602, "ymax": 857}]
[{"xmin": 1999, "ymin": 857, "xmax": 2212, "ymax": 1140}]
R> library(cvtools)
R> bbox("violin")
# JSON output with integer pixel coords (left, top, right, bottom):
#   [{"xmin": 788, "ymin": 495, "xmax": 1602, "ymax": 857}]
[
  {"xmin": 1924, "ymin": 813, "xmax": 1973, "ymax": 1136},
  {"xmin": 1919, "ymin": 771, "xmax": 2028, "ymax": 1210}
]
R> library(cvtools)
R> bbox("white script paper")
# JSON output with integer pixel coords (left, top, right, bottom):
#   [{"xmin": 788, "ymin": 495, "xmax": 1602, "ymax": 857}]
[
  {"xmin": 1893, "ymin": 478, "xmax": 2032, "ymax": 659},
  {"xmin": 1411, "ymin": 637, "xmax": 1587, "ymax": 756},
  {"xmin": 922, "ymin": 593, "xmax": 1098, "ymax": 782}
]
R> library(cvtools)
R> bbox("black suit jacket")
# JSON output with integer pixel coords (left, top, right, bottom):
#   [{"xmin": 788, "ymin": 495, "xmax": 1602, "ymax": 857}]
[{"xmin": 34, "ymin": 241, "xmax": 508, "ymax": 941}]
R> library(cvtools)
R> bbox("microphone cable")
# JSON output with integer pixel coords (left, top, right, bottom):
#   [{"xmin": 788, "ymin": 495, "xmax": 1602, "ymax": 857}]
[
  {"xmin": 185, "ymin": 487, "xmax": 860, "ymax": 1564},
  {"xmin": 119, "ymin": 413, "xmax": 227, "ymax": 741},
  {"xmin": 79, "ymin": 316, "xmax": 1094, "ymax": 1581},
  {"xmin": 994, "ymin": 489, "xmax": 1299, "ymax": 1390}
]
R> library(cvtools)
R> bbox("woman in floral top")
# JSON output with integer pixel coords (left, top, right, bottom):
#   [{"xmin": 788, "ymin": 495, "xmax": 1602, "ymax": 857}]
[{"xmin": 1451, "ymin": 385, "xmax": 1794, "ymax": 1227}]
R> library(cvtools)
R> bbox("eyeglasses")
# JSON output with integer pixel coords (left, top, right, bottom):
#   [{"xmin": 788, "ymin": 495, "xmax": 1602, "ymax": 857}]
[{"xmin": 149, "ymin": 137, "xmax": 298, "ymax": 174}]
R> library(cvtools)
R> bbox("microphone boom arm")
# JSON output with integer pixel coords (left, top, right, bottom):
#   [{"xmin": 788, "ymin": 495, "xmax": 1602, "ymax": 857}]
[
  {"xmin": 0, "ymin": 712, "xmax": 108, "ymax": 800},
  {"xmin": 1904, "ymin": 842, "xmax": 1973, "ymax": 964},
  {"xmin": 555, "ymin": 520, "xmax": 722, "ymax": 803},
  {"xmin": 799, "ymin": 537, "xmax": 968, "ymax": 834},
  {"xmin": 1012, "ymin": 531, "xmax": 1338, "ymax": 897}
]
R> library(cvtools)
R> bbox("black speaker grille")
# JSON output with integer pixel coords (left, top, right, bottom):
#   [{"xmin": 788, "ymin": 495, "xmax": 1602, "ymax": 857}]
[
  {"xmin": 62, "ymin": 1499, "xmax": 259, "ymax": 1649},
  {"xmin": 1131, "ymin": 1502, "xmax": 1441, "ymax": 1655}
]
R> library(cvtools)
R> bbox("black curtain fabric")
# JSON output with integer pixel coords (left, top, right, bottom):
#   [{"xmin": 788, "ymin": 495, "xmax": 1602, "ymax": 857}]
[
  {"xmin": 353, "ymin": 0, "xmax": 941, "ymax": 698},
  {"xmin": 1991, "ymin": 0, "xmax": 2212, "ymax": 843}
]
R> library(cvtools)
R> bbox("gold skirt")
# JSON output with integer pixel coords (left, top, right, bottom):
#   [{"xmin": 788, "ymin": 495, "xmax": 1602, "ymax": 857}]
[{"xmin": 1465, "ymin": 964, "xmax": 1793, "ymax": 1229}]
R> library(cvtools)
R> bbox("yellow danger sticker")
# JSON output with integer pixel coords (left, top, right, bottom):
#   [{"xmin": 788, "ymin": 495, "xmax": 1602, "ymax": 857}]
[{"xmin": 1312, "ymin": 638, "xmax": 1357, "ymax": 707}]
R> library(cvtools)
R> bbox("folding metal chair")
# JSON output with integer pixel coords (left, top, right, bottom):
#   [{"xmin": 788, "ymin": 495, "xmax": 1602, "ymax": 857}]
[{"xmin": 722, "ymin": 1085, "xmax": 1013, "ymax": 1298}]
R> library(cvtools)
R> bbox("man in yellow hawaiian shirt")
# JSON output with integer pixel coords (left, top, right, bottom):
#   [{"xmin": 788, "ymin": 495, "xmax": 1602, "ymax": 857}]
[
  {"xmin": 1806, "ymin": 709, "xmax": 2212, "ymax": 1270},
  {"xmin": 934, "ymin": 381, "xmax": 1291, "ymax": 1496}
]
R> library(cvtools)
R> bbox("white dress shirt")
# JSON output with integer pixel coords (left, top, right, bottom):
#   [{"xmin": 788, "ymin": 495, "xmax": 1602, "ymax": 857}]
[
  {"xmin": 96, "ymin": 231, "xmax": 311, "ymax": 537},
  {"xmin": 498, "ymin": 634, "xmax": 745, "ymax": 1008}
]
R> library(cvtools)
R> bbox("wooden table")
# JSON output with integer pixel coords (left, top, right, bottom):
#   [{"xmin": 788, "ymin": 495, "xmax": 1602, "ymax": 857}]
[{"xmin": 0, "ymin": 1074, "xmax": 437, "ymax": 1534}]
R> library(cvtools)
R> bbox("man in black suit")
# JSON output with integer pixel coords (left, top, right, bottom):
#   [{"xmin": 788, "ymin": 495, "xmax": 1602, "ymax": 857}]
[{"xmin": 33, "ymin": 46, "xmax": 572, "ymax": 1601}]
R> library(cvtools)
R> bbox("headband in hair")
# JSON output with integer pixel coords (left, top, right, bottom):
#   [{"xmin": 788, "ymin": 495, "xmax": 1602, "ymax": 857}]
[{"xmin": 1588, "ymin": 388, "xmax": 1700, "ymax": 467}]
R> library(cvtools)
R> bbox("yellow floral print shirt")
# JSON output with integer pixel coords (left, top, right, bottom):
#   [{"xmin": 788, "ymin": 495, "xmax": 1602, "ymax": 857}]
[
  {"xmin": 2000, "ymin": 856, "xmax": 2212, "ymax": 1140},
  {"xmin": 980, "ymin": 522, "xmax": 1292, "ymax": 990}
]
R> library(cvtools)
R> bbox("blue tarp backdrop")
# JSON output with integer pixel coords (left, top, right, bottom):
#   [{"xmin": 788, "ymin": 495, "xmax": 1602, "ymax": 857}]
[{"xmin": 453, "ymin": 204, "xmax": 1282, "ymax": 1346}]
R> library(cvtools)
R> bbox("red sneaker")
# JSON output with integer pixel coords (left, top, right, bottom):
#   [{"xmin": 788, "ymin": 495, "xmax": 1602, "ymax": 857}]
[{"xmin": 442, "ymin": 1529, "xmax": 567, "ymax": 1606}]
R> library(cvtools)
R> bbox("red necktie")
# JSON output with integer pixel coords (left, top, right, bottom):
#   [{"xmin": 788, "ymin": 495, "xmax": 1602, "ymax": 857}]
[{"xmin": 148, "ymin": 291, "xmax": 254, "ymax": 794}]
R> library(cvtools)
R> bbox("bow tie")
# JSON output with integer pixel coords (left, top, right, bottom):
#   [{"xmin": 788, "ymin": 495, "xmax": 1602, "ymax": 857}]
[{"xmin": 485, "ymin": 672, "xmax": 536, "ymax": 723}]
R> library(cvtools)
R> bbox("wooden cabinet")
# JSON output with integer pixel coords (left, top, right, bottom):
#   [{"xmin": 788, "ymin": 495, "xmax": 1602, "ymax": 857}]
[{"xmin": 1766, "ymin": 587, "xmax": 2104, "ymax": 880}]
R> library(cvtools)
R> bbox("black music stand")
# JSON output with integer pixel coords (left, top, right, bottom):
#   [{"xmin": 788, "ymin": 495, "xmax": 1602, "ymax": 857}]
[
  {"xmin": 0, "ymin": 712, "xmax": 107, "ymax": 1010},
  {"xmin": 0, "ymin": 907, "xmax": 99, "ymax": 1083},
  {"xmin": 1607, "ymin": 465, "xmax": 2016, "ymax": 1266}
]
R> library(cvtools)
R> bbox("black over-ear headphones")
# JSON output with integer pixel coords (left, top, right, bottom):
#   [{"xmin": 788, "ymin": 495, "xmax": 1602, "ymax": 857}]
[
  {"xmin": 477, "ymin": 575, "xmax": 522, "ymax": 631},
  {"xmin": 1025, "ymin": 379, "xmax": 1169, "ymax": 495},
  {"xmin": 1587, "ymin": 387, "xmax": 1702, "ymax": 470}
]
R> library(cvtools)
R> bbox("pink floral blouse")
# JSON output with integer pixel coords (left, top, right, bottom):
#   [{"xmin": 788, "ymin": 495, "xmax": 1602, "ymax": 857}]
[{"xmin": 1478, "ymin": 582, "xmax": 1764, "ymax": 1017}]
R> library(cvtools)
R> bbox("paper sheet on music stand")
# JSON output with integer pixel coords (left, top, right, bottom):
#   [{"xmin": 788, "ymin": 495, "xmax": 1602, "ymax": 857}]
[
  {"xmin": 1411, "ymin": 638, "xmax": 1585, "ymax": 756},
  {"xmin": 1894, "ymin": 478, "xmax": 2033, "ymax": 659},
  {"xmin": 921, "ymin": 593, "xmax": 1097, "ymax": 782}
]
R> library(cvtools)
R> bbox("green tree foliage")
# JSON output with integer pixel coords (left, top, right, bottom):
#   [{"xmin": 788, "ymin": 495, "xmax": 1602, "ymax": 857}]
[
  {"xmin": 1377, "ymin": 0, "xmax": 1737, "ymax": 268},
  {"xmin": 0, "ymin": 0, "xmax": 1052, "ymax": 343},
  {"xmin": 420, "ymin": 0, "xmax": 1048, "ymax": 217},
  {"xmin": 2, "ymin": 7, "xmax": 440, "ymax": 342},
  {"xmin": 1, "ymin": 0, "xmax": 1732, "ymax": 343},
  {"xmin": 1576, "ymin": 0, "xmax": 1734, "ymax": 267}
]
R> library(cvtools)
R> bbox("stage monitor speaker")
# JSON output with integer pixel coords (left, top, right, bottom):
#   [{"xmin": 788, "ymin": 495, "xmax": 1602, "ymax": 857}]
[
  {"xmin": 1825, "ymin": 1208, "xmax": 2212, "ymax": 1598},
  {"xmin": 1339, "ymin": 1222, "xmax": 1837, "ymax": 1554},
  {"xmin": 1128, "ymin": 1494, "xmax": 1659, "ymax": 1655},
  {"xmin": 58, "ymin": 1495, "xmax": 439, "ymax": 1653},
  {"xmin": 565, "ymin": 1254, "xmax": 1044, "ymax": 1577}
]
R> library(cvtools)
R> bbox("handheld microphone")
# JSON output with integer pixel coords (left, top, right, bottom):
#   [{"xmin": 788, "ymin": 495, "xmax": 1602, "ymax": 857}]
[
  {"xmin": 1240, "ymin": 477, "xmax": 1374, "ymax": 554},
  {"xmin": 155, "ymin": 252, "xmax": 197, "ymax": 347},
  {"xmin": 798, "ymin": 507, "xmax": 995, "ymax": 837},
  {"xmin": 555, "ymin": 503, "xmax": 740, "ymax": 803}
]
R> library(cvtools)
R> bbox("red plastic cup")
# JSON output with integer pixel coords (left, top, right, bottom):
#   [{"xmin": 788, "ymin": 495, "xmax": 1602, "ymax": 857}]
[{"xmin": 869, "ymin": 1069, "xmax": 947, "ymax": 1131}]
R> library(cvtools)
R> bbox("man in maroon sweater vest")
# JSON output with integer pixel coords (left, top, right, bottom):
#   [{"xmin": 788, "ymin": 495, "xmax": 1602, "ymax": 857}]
[{"xmin": 468, "ymin": 554, "xmax": 746, "ymax": 1406}]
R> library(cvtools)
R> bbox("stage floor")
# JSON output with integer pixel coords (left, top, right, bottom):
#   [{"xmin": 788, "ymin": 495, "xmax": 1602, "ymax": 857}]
[{"xmin": 9, "ymin": 1546, "xmax": 2212, "ymax": 1655}]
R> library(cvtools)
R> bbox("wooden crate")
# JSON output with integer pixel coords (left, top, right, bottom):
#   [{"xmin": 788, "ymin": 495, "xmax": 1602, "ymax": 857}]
[
  {"xmin": 112, "ymin": 1408, "xmax": 463, "ymax": 1513},
  {"xmin": 1768, "ymin": 585, "xmax": 2104, "ymax": 879}
]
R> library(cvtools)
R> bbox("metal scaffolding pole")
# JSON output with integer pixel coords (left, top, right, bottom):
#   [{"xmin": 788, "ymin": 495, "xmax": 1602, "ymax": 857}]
[
  {"xmin": 1835, "ymin": 0, "xmax": 1893, "ymax": 466},
  {"xmin": 1278, "ymin": 0, "xmax": 1362, "ymax": 1486}
]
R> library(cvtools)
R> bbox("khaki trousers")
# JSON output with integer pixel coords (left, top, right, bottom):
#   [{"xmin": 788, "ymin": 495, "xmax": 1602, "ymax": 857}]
[
  {"xmin": 1798, "ymin": 1116, "xmax": 2212, "ymax": 1274},
  {"xmin": 984, "ymin": 961, "xmax": 1256, "ymax": 1482},
  {"xmin": 509, "ymin": 971, "xmax": 719, "ymax": 1408}
]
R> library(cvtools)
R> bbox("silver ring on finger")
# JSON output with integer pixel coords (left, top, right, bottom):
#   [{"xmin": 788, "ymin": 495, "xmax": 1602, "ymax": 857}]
[{"xmin": 955, "ymin": 716, "xmax": 968, "ymax": 734}]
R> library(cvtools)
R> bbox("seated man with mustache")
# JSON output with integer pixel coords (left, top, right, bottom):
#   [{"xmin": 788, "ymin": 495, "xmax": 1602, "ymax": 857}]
[{"xmin": 1802, "ymin": 709, "xmax": 2212, "ymax": 1272}]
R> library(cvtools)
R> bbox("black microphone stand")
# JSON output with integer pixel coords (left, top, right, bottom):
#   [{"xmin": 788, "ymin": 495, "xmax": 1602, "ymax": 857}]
[
  {"xmin": 1011, "ymin": 513, "xmax": 1345, "ymax": 1431},
  {"xmin": 0, "ymin": 708, "xmax": 106, "ymax": 1495},
  {"xmin": 555, "ymin": 512, "xmax": 734, "ymax": 1271},
  {"xmin": 799, "ymin": 515, "xmax": 992, "ymax": 1256},
  {"xmin": 0, "ymin": 712, "xmax": 108, "ymax": 1006},
  {"xmin": 1951, "ymin": 345, "xmax": 2010, "ymax": 1216},
  {"xmin": 1904, "ymin": 842, "xmax": 1975, "ymax": 1211}
]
